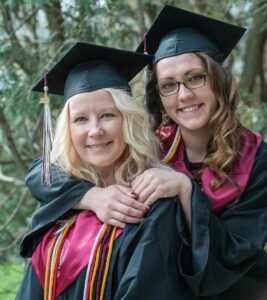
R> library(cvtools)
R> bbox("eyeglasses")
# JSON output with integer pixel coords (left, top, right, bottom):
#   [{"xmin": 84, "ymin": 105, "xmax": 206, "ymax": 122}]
[{"xmin": 156, "ymin": 72, "xmax": 208, "ymax": 97}]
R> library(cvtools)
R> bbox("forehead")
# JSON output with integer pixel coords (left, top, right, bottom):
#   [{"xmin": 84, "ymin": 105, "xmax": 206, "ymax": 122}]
[
  {"xmin": 156, "ymin": 53, "xmax": 205, "ymax": 79},
  {"xmin": 68, "ymin": 90, "xmax": 117, "ymax": 112},
  {"xmin": 69, "ymin": 90, "xmax": 115, "ymax": 108}
]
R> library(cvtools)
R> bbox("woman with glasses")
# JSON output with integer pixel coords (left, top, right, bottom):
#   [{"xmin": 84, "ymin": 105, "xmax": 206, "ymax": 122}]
[
  {"xmin": 24, "ymin": 6, "xmax": 267, "ymax": 300},
  {"xmin": 132, "ymin": 5, "xmax": 267, "ymax": 299}
]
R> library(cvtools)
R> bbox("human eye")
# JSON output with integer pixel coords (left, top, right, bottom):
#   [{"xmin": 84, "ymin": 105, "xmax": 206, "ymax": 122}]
[
  {"xmin": 186, "ymin": 73, "xmax": 207, "ymax": 89},
  {"xmin": 101, "ymin": 113, "xmax": 115, "ymax": 118},
  {"xmin": 158, "ymin": 81, "xmax": 177, "ymax": 92},
  {"xmin": 188, "ymin": 73, "xmax": 206, "ymax": 83},
  {"xmin": 74, "ymin": 116, "xmax": 87, "ymax": 123}
]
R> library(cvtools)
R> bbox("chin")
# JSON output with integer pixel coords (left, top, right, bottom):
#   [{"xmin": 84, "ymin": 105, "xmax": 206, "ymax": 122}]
[{"xmin": 181, "ymin": 122, "xmax": 209, "ymax": 132}]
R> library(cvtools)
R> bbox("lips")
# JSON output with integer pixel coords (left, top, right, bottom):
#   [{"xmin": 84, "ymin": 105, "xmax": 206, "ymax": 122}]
[
  {"xmin": 179, "ymin": 104, "xmax": 202, "ymax": 113},
  {"xmin": 86, "ymin": 142, "xmax": 112, "ymax": 150}
]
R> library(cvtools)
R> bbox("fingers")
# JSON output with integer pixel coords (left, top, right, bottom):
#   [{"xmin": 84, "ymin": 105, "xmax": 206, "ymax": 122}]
[
  {"xmin": 111, "ymin": 190, "xmax": 150, "ymax": 220},
  {"xmin": 112, "ymin": 211, "xmax": 144, "ymax": 225},
  {"xmin": 120, "ymin": 195, "xmax": 150, "ymax": 212},
  {"xmin": 131, "ymin": 170, "xmax": 158, "ymax": 195},
  {"xmin": 131, "ymin": 169, "xmax": 182, "ymax": 204},
  {"xmin": 108, "ymin": 215, "xmax": 144, "ymax": 228},
  {"xmin": 143, "ymin": 190, "xmax": 164, "ymax": 207},
  {"xmin": 131, "ymin": 172, "xmax": 163, "ymax": 203},
  {"xmin": 95, "ymin": 184, "xmax": 149, "ymax": 227},
  {"xmin": 116, "ymin": 185, "xmax": 150, "ymax": 213},
  {"xmin": 115, "ymin": 184, "xmax": 132, "ymax": 194},
  {"xmin": 131, "ymin": 174, "xmax": 143, "ymax": 191},
  {"xmin": 134, "ymin": 183, "xmax": 157, "ymax": 203},
  {"xmin": 109, "ymin": 219, "xmax": 125, "ymax": 228},
  {"xmin": 115, "ymin": 200, "xmax": 146, "ymax": 217},
  {"xmin": 97, "ymin": 207, "xmax": 144, "ymax": 227}
]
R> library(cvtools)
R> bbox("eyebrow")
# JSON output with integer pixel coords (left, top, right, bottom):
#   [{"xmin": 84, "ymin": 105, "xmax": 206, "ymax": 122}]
[
  {"xmin": 158, "ymin": 68, "xmax": 205, "ymax": 82},
  {"xmin": 70, "ymin": 106, "xmax": 119, "ymax": 116},
  {"xmin": 184, "ymin": 68, "xmax": 206, "ymax": 76}
]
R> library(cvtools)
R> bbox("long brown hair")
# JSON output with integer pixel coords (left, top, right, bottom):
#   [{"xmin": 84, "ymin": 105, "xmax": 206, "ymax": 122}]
[{"xmin": 146, "ymin": 52, "xmax": 241, "ymax": 185}]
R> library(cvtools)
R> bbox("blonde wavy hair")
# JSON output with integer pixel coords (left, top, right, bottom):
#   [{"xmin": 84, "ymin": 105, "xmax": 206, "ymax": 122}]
[
  {"xmin": 146, "ymin": 52, "xmax": 241, "ymax": 186},
  {"xmin": 51, "ymin": 88, "xmax": 169, "ymax": 187}
]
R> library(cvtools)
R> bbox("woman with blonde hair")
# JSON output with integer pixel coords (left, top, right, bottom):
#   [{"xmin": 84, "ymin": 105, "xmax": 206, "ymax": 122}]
[{"xmin": 17, "ymin": 42, "xmax": 191, "ymax": 300}]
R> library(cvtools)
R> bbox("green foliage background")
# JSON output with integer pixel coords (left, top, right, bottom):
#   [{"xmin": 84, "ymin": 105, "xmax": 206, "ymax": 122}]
[{"xmin": 0, "ymin": 0, "xmax": 266, "ymax": 297}]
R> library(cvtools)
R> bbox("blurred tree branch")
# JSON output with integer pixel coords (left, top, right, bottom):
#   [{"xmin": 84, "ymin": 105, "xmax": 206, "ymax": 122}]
[
  {"xmin": 1, "ymin": 3, "xmax": 33, "ymax": 74},
  {"xmin": 0, "ymin": 168, "xmax": 24, "ymax": 186},
  {"xmin": 0, "ymin": 188, "xmax": 28, "ymax": 233},
  {"xmin": 0, "ymin": 107, "xmax": 26, "ymax": 175}
]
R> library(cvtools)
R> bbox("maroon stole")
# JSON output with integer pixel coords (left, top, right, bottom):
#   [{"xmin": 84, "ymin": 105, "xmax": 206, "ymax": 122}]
[
  {"xmin": 160, "ymin": 124, "xmax": 262, "ymax": 213},
  {"xmin": 32, "ymin": 212, "xmax": 122, "ymax": 299}
]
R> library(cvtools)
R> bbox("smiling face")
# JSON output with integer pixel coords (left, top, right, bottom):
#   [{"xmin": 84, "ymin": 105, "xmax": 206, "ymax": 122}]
[
  {"xmin": 156, "ymin": 53, "xmax": 218, "ymax": 138},
  {"xmin": 69, "ymin": 90, "xmax": 126, "ymax": 182}
]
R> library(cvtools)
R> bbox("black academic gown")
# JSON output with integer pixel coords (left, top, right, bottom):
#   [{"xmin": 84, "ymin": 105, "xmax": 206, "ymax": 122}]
[
  {"xmin": 20, "ymin": 142, "xmax": 267, "ymax": 299},
  {"xmin": 176, "ymin": 142, "xmax": 267, "ymax": 299},
  {"xmin": 16, "ymin": 199, "xmax": 194, "ymax": 300}
]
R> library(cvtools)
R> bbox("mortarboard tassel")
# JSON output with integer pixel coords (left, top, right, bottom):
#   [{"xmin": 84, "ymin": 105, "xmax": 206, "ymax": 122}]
[
  {"xmin": 40, "ymin": 76, "xmax": 53, "ymax": 185},
  {"xmin": 143, "ymin": 65, "xmax": 150, "ymax": 95},
  {"xmin": 143, "ymin": 33, "xmax": 151, "ymax": 97}
]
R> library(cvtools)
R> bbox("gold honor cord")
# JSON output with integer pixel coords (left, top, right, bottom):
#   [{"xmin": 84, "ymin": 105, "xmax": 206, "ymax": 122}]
[
  {"xmin": 163, "ymin": 127, "xmax": 182, "ymax": 163},
  {"xmin": 44, "ymin": 218, "xmax": 77, "ymax": 300}
]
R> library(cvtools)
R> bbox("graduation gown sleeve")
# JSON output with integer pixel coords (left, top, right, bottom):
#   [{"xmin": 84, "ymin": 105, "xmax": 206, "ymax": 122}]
[
  {"xmin": 21, "ymin": 157, "xmax": 94, "ymax": 257},
  {"xmin": 177, "ymin": 142, "xmax": 267, "ymax": 298},
  {"xmin": 25, "ymin": 157, "xmax": 94, "ymax": 206}
]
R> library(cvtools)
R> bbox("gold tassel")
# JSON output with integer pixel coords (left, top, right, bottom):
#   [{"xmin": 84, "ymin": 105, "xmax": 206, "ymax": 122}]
[{"xmin": 40, "ymin": 78, "xmax": 53, "ymax": 185}]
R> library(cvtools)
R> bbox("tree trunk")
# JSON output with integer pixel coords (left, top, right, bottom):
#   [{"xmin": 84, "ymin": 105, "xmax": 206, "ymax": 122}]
[{"xmin": 239, "ymin": 0, "xmax": 267, "ymax": 104}]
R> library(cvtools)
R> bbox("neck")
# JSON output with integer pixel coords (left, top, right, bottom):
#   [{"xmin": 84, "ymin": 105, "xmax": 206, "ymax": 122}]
[
  {"xmin": 181, "ymin": 128, "xmax": 211, "ymax": 163},
  {"xmin": 97, "ymin": 168, "xmax": 116, "ymax": 186}
]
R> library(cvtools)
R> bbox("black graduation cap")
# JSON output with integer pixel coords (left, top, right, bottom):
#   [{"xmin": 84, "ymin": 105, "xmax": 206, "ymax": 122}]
[
  {"xmin": 136, "ymin": 5, "xmax": 246, "ymax": 64},
  {"xmin": 32, "ymin": 42, "xmax": 153, "ymax": 101}
]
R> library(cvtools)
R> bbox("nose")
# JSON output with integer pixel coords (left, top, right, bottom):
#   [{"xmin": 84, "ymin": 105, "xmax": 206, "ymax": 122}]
[
  {"xmin": 177, "ymin": 83, "xmax": 193, "ymax": 101},
  {"xmin": 88, "ymin": 122, "xmax": 103, "ymax": 137}
]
